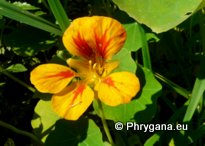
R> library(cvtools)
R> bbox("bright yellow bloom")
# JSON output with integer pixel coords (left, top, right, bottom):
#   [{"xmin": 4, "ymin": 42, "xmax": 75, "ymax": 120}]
[{"xmin": 30, "ymin": 16, "xmax": 140, "ymax": 120}]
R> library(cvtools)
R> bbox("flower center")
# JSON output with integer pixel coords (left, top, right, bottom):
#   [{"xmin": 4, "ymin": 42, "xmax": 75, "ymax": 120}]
[{"xmin": 86, "ymin": 60, "xmax": 105, "ymax": 85}]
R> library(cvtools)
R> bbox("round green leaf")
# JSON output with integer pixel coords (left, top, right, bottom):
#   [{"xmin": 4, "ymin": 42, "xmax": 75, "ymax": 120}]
[
  {"xmin": 123, "ymin": 22, "xmax": 142, "ymax": 51},
  {"xmin": 12, "ymin": 2, "xmax": 40, "ymax": 10},
  {"xmin": 93, "ymin": 66, "xmax": 162, "ymax": 123},
  {"xmin": 112, "ymin": 47, "xmax": 136, "ymax": 73},
  {"xmin": 31, "ymin": 100, "xmax": 60, "ymax": 142},
  {"xmin": 45, "ymin": 118, "xmax": 104, "ymax": 146},
  {"xmin": 123, "ymin": 22, "xmax": 159, "ymax": 52},
  {"xmin": 113, "ymin": 0, "xmax": 202, "ymax": 33}
]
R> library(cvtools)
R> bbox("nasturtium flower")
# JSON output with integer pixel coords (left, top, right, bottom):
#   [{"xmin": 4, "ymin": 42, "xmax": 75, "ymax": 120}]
[{"xmin": 30, "ymin": 16, "xmax": 140, "ymax": 120}]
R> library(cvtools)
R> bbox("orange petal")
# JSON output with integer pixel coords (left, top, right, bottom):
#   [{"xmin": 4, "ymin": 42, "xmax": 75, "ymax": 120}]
[
  {"xmin": 30, "ymin": 64, "xmax": 75, "ymax": 93},
  {"xmin": 52, "ymin": 83, "xmax": 94, "ymax": 120},
  {"xmin": 63, "ymin": 16, "xmax": 126, "ymax": 61},
  {"xmin": 95, "ymin": 72, "xmax": 140, "ymax": 106}
]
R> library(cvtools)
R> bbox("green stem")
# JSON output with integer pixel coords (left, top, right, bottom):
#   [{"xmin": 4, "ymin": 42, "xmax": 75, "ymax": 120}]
[
  {"xmin": 0, "ymin": 120, "xmax": 44, "ymax": 146},
  {"xmin": 138, "ymin": 24, "xmax": 152, "ymax": 70},
  {"xmin": 97, "ymin": 99, "xmax": 114, "ymax": 145},
  {"xmin": 1, "ymin": 70, "xmax": 35, "ymax": 93}
]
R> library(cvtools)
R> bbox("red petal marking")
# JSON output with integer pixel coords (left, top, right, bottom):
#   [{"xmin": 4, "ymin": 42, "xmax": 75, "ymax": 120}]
[
  {"xmin": 46, "ymin": 71, "xmax": 74, "ymax": 79},
  {"xmin": 73, "ymin": 33, "xmax": 94, "ymax": 58},
  {"xmin": 74, "ymin": 85, "xmax": 85, "ymax": 98},
  {"xmin": 95, "ymin": 30, "xmax": 111, "ymax": 58},
  {"xmin": 69, "ymin": 85, "xmax": 86, "ymax": 108},
  {"xmin": 103, "ymin": 77, "xmax": 115, "ymax": 87}
]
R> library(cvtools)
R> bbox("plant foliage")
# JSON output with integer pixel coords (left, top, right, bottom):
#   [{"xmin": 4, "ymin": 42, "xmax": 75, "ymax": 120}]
[{"xmin": 0, "ymin": 0, "xmax": 205, "ymax": 146}]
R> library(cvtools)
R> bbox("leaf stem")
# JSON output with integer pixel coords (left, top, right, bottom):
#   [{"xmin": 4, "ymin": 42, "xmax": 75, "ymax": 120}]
[
  {"xmin": 0, "ymin": 120, "xmax": 44, "ymax": 146},
  {"xmin": 138, "ymin": 24, "xmax": 152, "ymax": 70},
  {"xmin": 97, "ymin": 99, "xmax": 114, "ymax": 145}
]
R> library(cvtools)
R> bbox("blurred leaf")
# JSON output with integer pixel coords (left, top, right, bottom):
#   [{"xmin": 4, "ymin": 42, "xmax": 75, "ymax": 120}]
[
  {"xmin": 113, "ymin": 0, "xmax": 202, "ymax": 33},
  {"xmin": 154, "ymin": 72, "xmax": 190, "ymax": 99},
  {"xmin": 196, "ymin": 0, "xmax": 205, "ymax": 11},
  {"xmin": 0, "ymin": 1, "xmax": 62, "ymax": 35},
  {"xmin": 56, "ymin": 50, "xmax": 71, "ymax": 61},
  {"xmin": 31, "ymin": 100, "xmax": 60, "ymax": 142},
  {"xmin": 47, "ymin": 0, "xmax": 70, "ymax": 31},
  {"xmin": 144, "ymin": 134, "xmax": 160, "ymax": 146},
  {"xmin": 112, "ymin": 47, "xmax": 136, "ymax": 73},
  {"xmin": 4, "ymin": 26, "xmax": 56, "ymax": 56},
  {"xmin": 34, "ymin": 10, "xmax": 46, "ymax": 16},
  {"xmin": 4, "ymin": 138, "xmax": 15, "ymax": 146},
  {"xmin": 12, "ymin": 2, "xmax": 40, "ymax": 10},
  {"xmin": 93, "ymin": 66, "xmax": 162, "ymax": 123},
  {"xmin": 183, "ymin": 55, "xmax": 205, "ymax": 122},
  {"xmin": 45, "ymin": 118, "xmax": 104, "ymax": 146},
  {"xmin": 0, "ymin": 82, "xmax": 6, "ymax": 86},
  {"xmin": 6, "ymin": 64, "xmax": 27, "ymax": 73}
]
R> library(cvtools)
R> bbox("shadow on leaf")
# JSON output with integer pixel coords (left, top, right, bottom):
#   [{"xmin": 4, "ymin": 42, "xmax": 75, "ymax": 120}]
[{"xmin": 45, "ymin": 117, "xmax": 89, "ymax": 146}]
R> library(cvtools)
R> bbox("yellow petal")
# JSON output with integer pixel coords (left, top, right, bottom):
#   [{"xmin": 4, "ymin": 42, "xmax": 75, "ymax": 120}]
[
  {"xmin": 30, "ymin": 64, "xmax": 75, "ymax": 93},
  {"xmin": 95, "ymin": 72, "xmax": 140, "ymax": 106},
  {"xmin": 63, "ymin": 16, "xmax": 126, "ymax": 61},
  {"xmin": 52, "ymin": 83, "xmax": 94, "ymax": 120}
]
